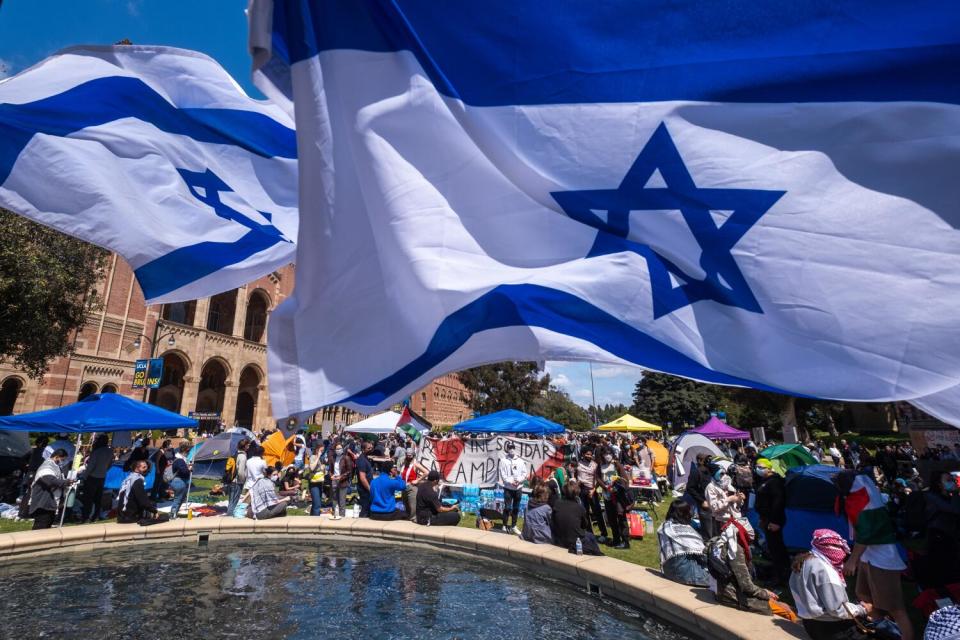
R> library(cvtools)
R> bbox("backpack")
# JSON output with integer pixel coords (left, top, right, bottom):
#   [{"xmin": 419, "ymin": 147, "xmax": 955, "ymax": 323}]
[
  {"xmin": 733, "ymin": 464, "xmax": 754, "ymax": 491},
  {"xmin": 163, "ymin": 465, "xmax": 174, "ymax": 484},
  {"xmin": 222, "ymin": 456, "xmax": 237, "ymax": 484},
  {"xmin": 705, "ymin": 535, "xmax": 734, "ymax": 582}
]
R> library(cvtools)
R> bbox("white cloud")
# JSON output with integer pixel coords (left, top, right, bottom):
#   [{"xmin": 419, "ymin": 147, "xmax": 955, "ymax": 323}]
[
  {"xmin": 592, "ymin": 364, "xmax": 644, "ymax": 379},
  {"xmin": 573, "ymin": 388, "xmax": 593, "ymax": 400},
  {"xmin": 552, "ymin": 373, "xmax": 572, "ymax": 388}
]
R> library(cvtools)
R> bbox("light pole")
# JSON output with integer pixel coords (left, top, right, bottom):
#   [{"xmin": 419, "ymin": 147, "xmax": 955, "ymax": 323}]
[{"xmin": 131, "ymin": 329, "xmax": 176, "ymax": 402}]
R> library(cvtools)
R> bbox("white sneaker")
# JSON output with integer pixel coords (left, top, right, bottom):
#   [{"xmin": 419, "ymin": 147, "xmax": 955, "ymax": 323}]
[{"xmin": 512, "ymin": 526, "xmax": 522, "ymax": 535}]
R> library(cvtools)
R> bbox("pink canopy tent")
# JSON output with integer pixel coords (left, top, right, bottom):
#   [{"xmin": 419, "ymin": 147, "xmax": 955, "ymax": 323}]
[{"xmin": 690, "ymin": 416, "xmax": 750, "ymax": 440}]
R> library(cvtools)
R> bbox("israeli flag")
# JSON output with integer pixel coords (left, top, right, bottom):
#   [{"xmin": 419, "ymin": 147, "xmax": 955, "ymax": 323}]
[
  {"xmin": 0, "ymin": 45, "xmax": 297, "ymax": 303},
  {"xmin": 251, "ymin": 1, "xmax": 960, "ymax": 424}
]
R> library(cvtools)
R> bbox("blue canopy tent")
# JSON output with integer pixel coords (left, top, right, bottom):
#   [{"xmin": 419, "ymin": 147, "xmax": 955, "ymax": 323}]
[
  {"xmin": 0, "ymin": 393, "xmax": 197, "ymax": 432},
  {"xmin": 783, "ymin": 464, "xmax": 851, "ymax": 549},
  {"xmin": 452, "ymin": 409, "xmax": 564, "ymax": 435}
]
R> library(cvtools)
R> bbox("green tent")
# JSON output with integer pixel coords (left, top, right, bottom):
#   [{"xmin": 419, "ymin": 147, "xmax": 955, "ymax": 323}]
[{"xmin": 760, "ymin": 443, "xmax": 817, "ymax": 476}]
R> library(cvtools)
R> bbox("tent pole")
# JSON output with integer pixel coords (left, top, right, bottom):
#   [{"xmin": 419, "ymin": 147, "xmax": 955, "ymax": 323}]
[{"xmin": 183, "ymin": 469, "xmax": 193, "ymax": 519}]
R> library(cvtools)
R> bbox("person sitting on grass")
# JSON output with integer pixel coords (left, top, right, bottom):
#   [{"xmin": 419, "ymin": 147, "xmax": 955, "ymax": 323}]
[
  {"xmin": 521, "ymin": 484, "xmax": 553, "ymax": 544},
  {"xmin": 415, "ymin": 470, "xmax": 460, "ymax": 526},
  {"xmin": 369, "ymin": 461, "xmax": 408, "ymax": 521},
  {"xmin": 247, "ymin": 471, "xmax": 289, "ymax": 520},
  {"xmin": 657, "ymin": 500, "xmax": 708, "ymax": 587},
  {"xmin": 117, "ymin": 459, "xmax": 168, "ymax": 526},
  {"xmin": 552, "ymin": 480, "xmax": 603, "ymax": 555}
]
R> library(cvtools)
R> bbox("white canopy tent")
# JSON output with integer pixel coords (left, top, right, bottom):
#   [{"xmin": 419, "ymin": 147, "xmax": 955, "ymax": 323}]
[{"xmin": 343, "ymin": 411, "xmax": 427, "ymax": 435}]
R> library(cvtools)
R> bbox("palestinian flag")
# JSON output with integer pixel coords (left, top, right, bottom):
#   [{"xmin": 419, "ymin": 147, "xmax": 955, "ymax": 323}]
[
  {"xmin": 839, "ymin": 473, "xmax": 896, "ymax": 545},
  {"xmin": 396, "ymin": 406, "xmax": 431, "ymax": 443}
]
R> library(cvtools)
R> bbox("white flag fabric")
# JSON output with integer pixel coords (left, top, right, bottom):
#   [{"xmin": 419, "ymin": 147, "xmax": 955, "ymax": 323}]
[
  {"xmin": 250, "ymin": 1, "xmax": 960, "ymax": 425},
  {"xmin": 0, "ymin": 45, "xmax": 297, "ymax": 303}
]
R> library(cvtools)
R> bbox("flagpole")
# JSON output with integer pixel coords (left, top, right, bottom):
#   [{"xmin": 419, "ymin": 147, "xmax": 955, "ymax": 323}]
[{"xmin": 589, "ymin": 363, "xmax": 598, "ymax": 426}]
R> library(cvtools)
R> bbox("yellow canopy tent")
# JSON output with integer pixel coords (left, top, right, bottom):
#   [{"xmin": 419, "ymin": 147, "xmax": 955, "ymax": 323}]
[
  {"xmin": 262, "ymin": 430, "xmax": 296, "ymax": 468},
  {"xmin": 596, "ymin": 413, "xmax": 663, "ymax": 432}
]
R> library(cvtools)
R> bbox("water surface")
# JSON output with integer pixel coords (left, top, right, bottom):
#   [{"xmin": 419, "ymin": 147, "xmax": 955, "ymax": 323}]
[{"xmin": 0, "ymin": 540, "xmax": 693, "ymax": 640}]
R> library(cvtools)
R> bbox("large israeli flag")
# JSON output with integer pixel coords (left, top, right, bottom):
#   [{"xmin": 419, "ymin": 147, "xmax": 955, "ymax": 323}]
[
  {"xmin": 0, "ymin": 45, "xmax": 297, "ymax": 303},
  {"xmin": 251, "ymin": 1, "xmax": 960, "ymax": 424}
]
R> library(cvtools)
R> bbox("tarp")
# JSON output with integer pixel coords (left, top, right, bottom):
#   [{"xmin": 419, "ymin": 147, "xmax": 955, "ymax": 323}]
[
  {"xmin": 761, "ymin": 443, "xmax": 817, "ymax": 476},
  {"xmin": 784, "ymin": 464, "xmax": 851, "ymax": 548},
  {"xmin": 344, "ymin": 411, "xmax": 404, "ymax": 435},
  {"xmin": 689, "ymin": 416, "xmax": 750, "ymax": 440},
  {"xmin": 0, "ymin": 431, "xmax": 30, "ymax": 458},
  {"xmin": 452, "ymin": 409, "xmax": 564, "ymax": 435},
  {"xmin": 596, "ymin": 413, "xmax": 662, "ymax": 432},
  {"xmin": 190, "ymin": 432, "xmax": 245, "ymax": 462},
  {"xmin": 667, "ymin": 432, "xmax": 723, "ymax": 490},
  {"xmin": 0, "ymin": 393, "xmax": 197, "ymax": 433},
  {"xmin": 262, "ymin": 430, "xmax": 295, "ymax": 468}
]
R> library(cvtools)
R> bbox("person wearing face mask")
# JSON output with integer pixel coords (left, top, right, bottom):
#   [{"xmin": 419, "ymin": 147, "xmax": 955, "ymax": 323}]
[
  {"xmin": 597, "ymin": 448, "xmax": 626, "ymax": 547},
  {"xmin": 754, "ymin": 458, "xmax": 789, "ymax": 584},
  {"xmin": 921, "ymin": 471, "xmax": 960, "ymax": 587},
  {"xmin": 706, "ymin": 466, "xmax": 746, "ymax": 534},
  {"xmin": 498, "ymin": 442, "xmax": 529, "ymax": 534},
  {"xmin": 327, "ymin": 441, "xmax": 354, "ymax": 520},
  {"xmin": 576, "ymin": 448, "xmax": 608, "ymax": 542},
  {"xmin": 399, "ymin": 448, "xmax": 429, "ymax": 522},
  {"xmin": 28, "ymin": 448, "xmax": 73, "ymax": 529},
  {"xmin": 248, "ymin": 467, "xmax": 289, "ymax": 520}
]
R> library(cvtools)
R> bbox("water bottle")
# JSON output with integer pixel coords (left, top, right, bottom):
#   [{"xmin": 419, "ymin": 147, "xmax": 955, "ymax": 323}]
[{"xmin": 575, "ymin": 538, "xmax": 583, "ymax": 556}]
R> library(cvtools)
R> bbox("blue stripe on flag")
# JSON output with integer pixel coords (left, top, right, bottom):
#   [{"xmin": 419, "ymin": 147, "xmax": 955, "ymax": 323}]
[
  {"xmin": 343, "ymin": 283, "xmax": 801, "ymax": 407},
  {"xmin": 0, "ymin": 76, "xmax": 296, "ymax": 185},
  {"xmin": 270, "ymin": 0, "xmax": 960, "ymax": 107}
]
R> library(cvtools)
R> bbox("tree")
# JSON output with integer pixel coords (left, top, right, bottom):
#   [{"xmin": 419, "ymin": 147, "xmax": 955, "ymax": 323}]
[
  {"xmin": 0, "ymin": 208, "xmax": 109, "ymax": 378},
  {"xmin": 631, "ymin": 372, "xmax": 722, "ymax": 429},
  {"xmin": 587, "ymin": 402, "xmax": 630, "ymax": 425},
  {"xmin": 458, "ymin": 361, "xmax": 551, "ymax": 414},
  {"xmin": 533, "ymin": 387, "xmax": 593, "ymax": 431}
]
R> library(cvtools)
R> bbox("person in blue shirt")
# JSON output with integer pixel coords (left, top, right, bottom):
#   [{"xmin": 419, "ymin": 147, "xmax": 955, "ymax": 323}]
[{"xmin": 369, "ymin": 461, "xmax": 407, "ymax": 521}]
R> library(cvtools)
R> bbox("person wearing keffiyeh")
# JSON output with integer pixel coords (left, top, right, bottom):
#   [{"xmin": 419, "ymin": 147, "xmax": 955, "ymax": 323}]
[
  {"xmin": 117, "ymin": 459, "xmax": 165, "ymax": 525},
  {"xmin": 789, "ymin": 528, "xmax": 873, "ymax": 640}
]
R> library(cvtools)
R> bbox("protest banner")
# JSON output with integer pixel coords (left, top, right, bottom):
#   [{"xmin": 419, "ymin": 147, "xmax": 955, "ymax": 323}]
[{"xmin": 415, "ymin": 435, "xmax": 564, "ymax": 487}]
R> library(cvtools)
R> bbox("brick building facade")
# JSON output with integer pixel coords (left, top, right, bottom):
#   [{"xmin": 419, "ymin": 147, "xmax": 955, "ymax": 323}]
[{"xmin": 0, "ymin": 254, "xmax": 472, "ymax": 431}]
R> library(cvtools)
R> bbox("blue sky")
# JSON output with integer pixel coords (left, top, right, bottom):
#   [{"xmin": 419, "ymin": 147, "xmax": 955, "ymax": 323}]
[
  {"xmin": 544, "ymin": 361, "xmax": 643, "ymax": 409},
  {"xmin": 0, "ymin": 1, "xmax": 646, "ymax": 406},
  {"xmin": 0, "ymin": 1, "xmax": 255, "ymax": 93}
]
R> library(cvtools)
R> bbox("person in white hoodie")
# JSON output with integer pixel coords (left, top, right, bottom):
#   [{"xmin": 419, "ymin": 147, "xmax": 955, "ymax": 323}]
[
  {"xmin": 498, "ymin": 441, "xmax": 528, "ymax": 534},
  {"xmin": 789, "ymin": 529, "xmax": 873, "ymax": 640}
]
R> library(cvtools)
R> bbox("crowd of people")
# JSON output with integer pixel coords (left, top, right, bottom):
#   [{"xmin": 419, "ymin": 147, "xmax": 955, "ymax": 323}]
[{"xmin": 4, "ymin": 426, "xmax": 959, "ymax": 640}]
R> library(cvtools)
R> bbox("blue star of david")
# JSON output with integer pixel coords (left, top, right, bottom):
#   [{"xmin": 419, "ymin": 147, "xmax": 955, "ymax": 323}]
[{"xmin": 551, "ymin": 123, "xmax": 784, "ymax": 318}]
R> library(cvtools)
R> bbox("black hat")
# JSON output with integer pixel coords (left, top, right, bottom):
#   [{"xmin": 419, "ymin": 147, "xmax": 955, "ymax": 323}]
[
  {"xmin": 427, "ymin": 470, "xmax": 441, "ymax": 482},
  {"xmin": 505, "ymin": 442, "xmax": 516, "ymax": 451}
]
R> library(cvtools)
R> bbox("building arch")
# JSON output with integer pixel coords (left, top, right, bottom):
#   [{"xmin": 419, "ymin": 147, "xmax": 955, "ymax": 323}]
[
  {"xmin": 243, "ymin": 289, "xmax": 271, "ymax": 342},
  {"xmin": 0, "ymin": 376, "xmax": 24, "ymax": 416},
  {"xmin": 195, "ymin": 358, "xmax": 229, "ymax": 415},
  {"xmin": 206, "ymin": 289, "xmax": 238, "ymax": 335},
  {"xmin": 148, "ymin": 351, "xmax": 189, "ymax": 414},
  {"xmin": 78, "ymin": 381, "xmax": 99, "ymax": 401},
  {"xmin": 100, "ymin": 383, "xmax": 119, "ymax": 394},
  {"xmin": 234, "ymin": 365, "xmax": 262, "ymax": 428}
]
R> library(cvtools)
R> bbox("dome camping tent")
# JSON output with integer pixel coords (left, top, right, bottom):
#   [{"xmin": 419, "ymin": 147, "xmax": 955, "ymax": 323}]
[
  {"xmin": 667, "ymin": 431, "xmax": 723, "ymax": 490},
  {"xmin": 783, "ymin": 464, "xmax": 851, "ymax": 549}
]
